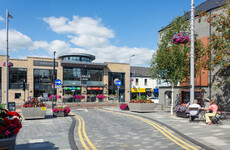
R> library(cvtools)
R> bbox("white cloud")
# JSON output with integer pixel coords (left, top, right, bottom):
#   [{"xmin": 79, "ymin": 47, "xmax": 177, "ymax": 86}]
[
  {"xmin": 43, "ymin": 16, "xmax": 114, "ymax": 48},
  {"xmin": 0, "ymin": 16, "xmax": 4, "ymax": 22},
  {"xmin": 33, "ymin": 40, "xmax": 71, "ymax": 55},
  {"xmin": 92, "ymin": 46, "xmax": 153, "ymax": 66},
  {"xmin": 0, "ymin": 29, "xmax": 35, "ymax": 51}
]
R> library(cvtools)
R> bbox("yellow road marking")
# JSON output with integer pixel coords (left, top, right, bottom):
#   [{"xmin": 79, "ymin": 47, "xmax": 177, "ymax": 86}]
[
  {"xmin": 75, "ymin": 115, "xmax": 90, "ymax": 150},
  {"xmin": 80, "ymin": 116, "xmax": 97, "ymax": 150},
  {"xmin": 71, "ymin": 112, "xmax": 97, "ymax": 150},
  {"xmin": 100, "ymin": 109, "xmax": 198, "ymax": 150}
]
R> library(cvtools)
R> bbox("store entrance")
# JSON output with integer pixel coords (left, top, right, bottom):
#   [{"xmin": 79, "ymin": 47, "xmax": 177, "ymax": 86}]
[
  {"xmin": 180, "ymin": 89, "xmax": 203, "ymax": 106},
  {"xmin": 87, "ymin": 90, "xmax": 103, "ymax": 102},
  {"xmin": 63, "ymin": 87, "xmax": 81, "ymax": 102}
]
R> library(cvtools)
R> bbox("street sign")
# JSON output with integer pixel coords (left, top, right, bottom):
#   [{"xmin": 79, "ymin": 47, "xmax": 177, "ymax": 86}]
[
  {"xmin": 114, "ymin": 78, "xmax": 119, "ymax": 84},
  {"xmin": 71, "ymin": 86, "xmax": 75, "ymax": 92},
  {"xmin": 55, "ymin": 85, "xmax": 62, "ymax": 89},
  {"xmin": 115, "ymin": 80, "xmax": 121, "ymax": 86},
  {"xmin": 55, "ymin": 79, "xmax": 62, "ymax": 86}
]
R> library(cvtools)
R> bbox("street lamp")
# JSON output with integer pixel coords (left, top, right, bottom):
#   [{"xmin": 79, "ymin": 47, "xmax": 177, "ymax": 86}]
[
  {"xmin": 52, "ymin": 51, "xmax": 56, "ymax": 109},
  {"xmin": 190, "ymin": 0, "xmax": 195, "ymax": 105},
  {"xmin": 5, "ymin": 10, "xmax": 13, "ymax": 109},
  {"xmin": 129, "ymin": 54, "xmax": 135, "ymax": 100}
]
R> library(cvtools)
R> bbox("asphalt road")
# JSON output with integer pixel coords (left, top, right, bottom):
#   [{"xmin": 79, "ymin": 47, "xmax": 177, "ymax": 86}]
[{"xmin": 71, "ymin": 109, "xmax": 201, "ymax": 150}]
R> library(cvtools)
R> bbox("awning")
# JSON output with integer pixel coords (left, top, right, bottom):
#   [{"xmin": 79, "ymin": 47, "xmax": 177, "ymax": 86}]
[
  {"xmin": 154, "ymin": 88, "xmax": 159, "ymax": 93},
  {"xmin": 131, "ymin": 88, "xmax": 146, "ymax": 93}
]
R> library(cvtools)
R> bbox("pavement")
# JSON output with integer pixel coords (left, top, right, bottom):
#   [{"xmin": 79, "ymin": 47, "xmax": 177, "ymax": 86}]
[
  {"xmin": 15, "ymin": 106, "xmax": 230, "ymax": 150},
  {"xmin": 105, "ymin": 107, "xmax": 230, "ymax": 150}
]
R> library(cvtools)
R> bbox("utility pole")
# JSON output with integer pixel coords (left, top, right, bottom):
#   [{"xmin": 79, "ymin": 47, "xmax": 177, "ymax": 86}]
[
  {"xmin": 5, "ymin": 10, "xmax": 13, "ymax": 109},
  {"xmin": 52, "ymin": 51, "xmax": 56, "ymax": 109},
  {"xmin": 190, "ymin": 0, "xmax": 195, "ymax": 105}
]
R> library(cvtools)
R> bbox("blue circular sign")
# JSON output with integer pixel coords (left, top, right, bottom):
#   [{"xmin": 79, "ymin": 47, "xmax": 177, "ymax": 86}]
[
  {"xmin": 115, "ymin": 80, "xmax": 121, "ymax": 86},
  {"xmin": 55, "ymin": 79, "xmax": 62, "ymax": 85}
]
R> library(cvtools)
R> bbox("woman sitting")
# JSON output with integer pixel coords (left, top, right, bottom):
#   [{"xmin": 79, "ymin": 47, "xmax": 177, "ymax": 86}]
[{"xmin": 203, "ymin": 100, "xmax": 218, "ymax": 125}]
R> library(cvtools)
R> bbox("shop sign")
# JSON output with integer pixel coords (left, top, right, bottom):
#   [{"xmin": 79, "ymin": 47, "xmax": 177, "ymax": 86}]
[
  {"xmin": 33, "ymin": 60, "xmax": 58, "ymax": 67},
  {"xmin": 65, "ymin": 87, "xmax": 81, "ymax": 90},
  {"xmin": 87, "ymin": 87, "xmax": 103, "ymax": 90},
  {"xmin": 78, "ymin": 75, "xmax": 91, "ymax": 80}
]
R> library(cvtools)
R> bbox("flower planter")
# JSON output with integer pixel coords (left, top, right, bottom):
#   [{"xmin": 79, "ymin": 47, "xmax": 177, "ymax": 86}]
[
  {"xmin": 128, "ymin": 103, "xmax": 156, "ymax": 112},
  {"xmin": 0, "ymin": 135, "xmax": 16, "ymax": 150},
  {"xmin": 21, "ymin": 107, "xmax": 47, "ymax": 119},
  {"xmin": 176, "ymin": 111, "xmax": 189, "ymax": 118},
  {"xmin": 53, "ymin": 111, "xmax": 68, "ymax": 117}
]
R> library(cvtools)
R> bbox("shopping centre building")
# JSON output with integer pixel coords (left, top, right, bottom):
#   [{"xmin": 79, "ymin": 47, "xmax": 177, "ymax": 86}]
[{"xmin": 0, "ymin": 53, "xmax": 156, "ymax": 104}]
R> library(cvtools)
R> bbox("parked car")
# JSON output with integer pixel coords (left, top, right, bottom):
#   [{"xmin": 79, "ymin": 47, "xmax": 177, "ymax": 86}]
[{"xmin": 148, "ymin": 97, "xmax": 159, "ymax": 103}]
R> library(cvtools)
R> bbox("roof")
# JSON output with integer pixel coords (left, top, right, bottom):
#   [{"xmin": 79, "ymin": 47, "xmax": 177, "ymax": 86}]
[
  {"xmin": 131, "ymin": 66, "xmax": 152, "ymax": 77},
  {"xmin": 58, "ymin": 53, "xmax": 95, "ymax": 61},
  {"xmin": 158, "ymin": 0, "xmax": 226, "ymax": 32},
  {"xmin": 61, "ymin": 60, "xmax": 107, "ymax": 69}
]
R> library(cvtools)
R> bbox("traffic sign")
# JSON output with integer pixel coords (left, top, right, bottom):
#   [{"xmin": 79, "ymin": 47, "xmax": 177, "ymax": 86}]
[
  {"xmin": 55, "ymin": 79, "xmax": 62, "ymax": 85},
  {"xmin": 115, "ymin": 80, "xmax": 121, "ymax": 86},
  {"xmin": 114, "ymin": 78, "xmax": 119, "ymax": 84},
  {"xmin": 72, "ymin": 86, "xmax": 75, "ymax": 90}
]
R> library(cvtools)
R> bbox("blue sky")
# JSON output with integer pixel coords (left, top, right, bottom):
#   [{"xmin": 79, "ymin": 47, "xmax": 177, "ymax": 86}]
[{"xmin": 0, "ymin": 0, "xmax": 206, "ymax": 66}]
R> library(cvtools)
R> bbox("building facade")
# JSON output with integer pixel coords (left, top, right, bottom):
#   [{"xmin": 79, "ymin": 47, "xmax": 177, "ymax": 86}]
[
  {"xmin": 158, "ymin": 0, "xmax": 229, "ymax": 108},
  {"xmin": 130, "ymin": 66, "xmax": 157, "ymax": 99},
  {"xmin": 0, "ymin": 53, "xmax": 130, "ymax": 104}
]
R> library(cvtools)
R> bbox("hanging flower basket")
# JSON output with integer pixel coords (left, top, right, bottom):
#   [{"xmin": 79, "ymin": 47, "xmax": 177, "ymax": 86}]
[
  {"xmin": 171, "ymin": 32, "xmax": 190, "ymax": 45},
  {"xmin": 2, "ymin": 62, "xmax": 13, "ymax": 67}
]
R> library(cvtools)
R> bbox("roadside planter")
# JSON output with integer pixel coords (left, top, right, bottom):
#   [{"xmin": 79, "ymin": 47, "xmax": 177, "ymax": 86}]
[
  {"xmin": 128, "ymin": 103, "xmax": 156, "ymax": 112},
  {"xmin": 22, "ymin": 99, "xmax": 47, "ymax": 119},
  {"xmin": 52, "ymin": 106, "xmax": 70, "ymax": 117},
  {"xmin": 21, "ymin": 107, "xmax": 47, "ymax": 119},
  {"xmin": 0, "ymin": 104, "xmax": 22, "ymax": 150},
  {"xmin": 0, "ymin": 135, "xmax": 16, "ymax": 150},
  {"xmin": 175, "ymin": 104, "xmax": 189, "ymax": 118}
]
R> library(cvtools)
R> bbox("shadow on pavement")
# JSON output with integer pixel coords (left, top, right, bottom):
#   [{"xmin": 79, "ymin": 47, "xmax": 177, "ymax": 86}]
[{"xmin": 16, "ymin": 141, "xmax": 58, "ymax": 150}]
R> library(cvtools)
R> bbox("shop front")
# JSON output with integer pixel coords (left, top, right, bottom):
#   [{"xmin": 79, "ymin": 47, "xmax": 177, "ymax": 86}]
[{"xmin": 87, "ymin": 87, "xmax": 103, "ymax": 102}]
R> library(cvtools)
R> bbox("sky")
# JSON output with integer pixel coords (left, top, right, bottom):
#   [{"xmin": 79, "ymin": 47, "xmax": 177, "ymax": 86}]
[{"xmin": 0, "ymin": 0, "xmax": 206, "ymax": 67}]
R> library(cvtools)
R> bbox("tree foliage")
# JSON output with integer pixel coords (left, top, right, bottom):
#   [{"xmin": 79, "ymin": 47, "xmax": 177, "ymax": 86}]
[
  {"xmin": 151, "ymin": 15, "xmax": 204, "ymax": 85},
  {"xmin": 198, "ymin": 0, "xmax": 230, "ymax": 88}
]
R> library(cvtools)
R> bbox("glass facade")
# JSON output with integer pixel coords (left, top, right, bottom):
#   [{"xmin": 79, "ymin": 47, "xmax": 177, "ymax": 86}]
[
  {"xmin": 108, "ymin": 72, "xmax": 125, "ymax": 101},
  {"xmin": 63, "ymin": 67, "xmax": 103, "ymax": 86},
  {"xmin": 9, "ymin": 68, "xmax": 27, "ymax": 89},
  {"xmin": 34, "ymin": 69, "xmax": 57, "ymax": 98},
  {"xmin": 62, "ymin": 56, "xmax": 92, "ymax": 62}
]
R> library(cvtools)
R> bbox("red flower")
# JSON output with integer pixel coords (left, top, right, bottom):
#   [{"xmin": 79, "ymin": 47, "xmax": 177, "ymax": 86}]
[{"xmin": 13, "ymin": 128, "xmax": 19, "ymax": 134}]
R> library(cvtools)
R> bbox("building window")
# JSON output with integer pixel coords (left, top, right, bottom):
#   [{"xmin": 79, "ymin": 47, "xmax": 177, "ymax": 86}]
[
  {"xmin": 136, "ymin": 79, "xmax": 138, "ymax": 86},
  {"xmin": 34, "ymin": 69, "xmax": 57, "ymax": 98},
  {"xmin": 9, "ymin": 68, "xmax": 27, "ymax": 89},
  {"xmin": 145, "ymin": 79, "xmax": 147, "ymax": 86},
  {"xmin": 15, "ymin": 93, "xmax": 21, "ymax": 99}
]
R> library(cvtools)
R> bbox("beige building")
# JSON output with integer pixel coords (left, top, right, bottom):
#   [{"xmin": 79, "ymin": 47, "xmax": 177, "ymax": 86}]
[{"xmin": 0, "ymin": 53, "xmax": 130, "ymax": 104}]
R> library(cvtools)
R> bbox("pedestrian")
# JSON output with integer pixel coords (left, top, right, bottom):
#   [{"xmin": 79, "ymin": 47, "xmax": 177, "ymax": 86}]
[{"xmin": 203, "ymin": 100, "xmax": 218, "ymax": 125}]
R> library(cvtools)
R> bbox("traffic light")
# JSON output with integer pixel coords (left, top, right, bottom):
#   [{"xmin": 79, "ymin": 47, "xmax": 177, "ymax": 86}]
[{"xmin": 23, "ymin": 81, "xmax": 26, "ymax": 91}]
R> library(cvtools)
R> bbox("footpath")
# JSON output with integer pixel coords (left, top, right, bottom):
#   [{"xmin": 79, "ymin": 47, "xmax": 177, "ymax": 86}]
[
  {"xmin": 16, "ymin": 109, "xmax": 73, "ymax": 150},
  {"xmin": 105, "ymin": 107, "xmax": 230, "ymax": 150}
]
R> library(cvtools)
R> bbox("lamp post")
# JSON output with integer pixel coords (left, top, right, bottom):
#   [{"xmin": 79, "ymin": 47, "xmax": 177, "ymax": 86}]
[
  {"xmin": 190, "ymin": 0, "xmax": 195, "ymax": 105},
  {"xmin": 129, "ymin": 54, "xmax": 135, "ymax": 101},
  {"xmin": 52, "ymin": 51, "xmax": 56, "ymax": 109},
  {"xmin": 5, "ymin": 10, "xmax": 13, "ymax": 109}
]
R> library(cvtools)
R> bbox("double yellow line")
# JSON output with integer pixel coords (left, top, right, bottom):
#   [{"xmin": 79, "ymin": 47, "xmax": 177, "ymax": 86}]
[
  {"xmin": 70, "ymin": 112, "xmax": 97, "ymax": 150},
  {"xmin": 100, "ymin": 109, "xmax": 198, "ymax": 150}
]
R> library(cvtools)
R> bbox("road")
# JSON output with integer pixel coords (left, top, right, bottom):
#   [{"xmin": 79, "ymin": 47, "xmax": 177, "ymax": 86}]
[{"xmin": 71, "ymin": 109, "xmax": 202, "ymax": 150}]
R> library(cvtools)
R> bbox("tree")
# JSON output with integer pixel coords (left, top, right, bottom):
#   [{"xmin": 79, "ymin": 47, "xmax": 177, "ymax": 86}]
[
  {"xmin": 198, "ymin": 0, "xmax": 230, "ymax": 89},
  {"xmin": 151, "ymin": 15, "xmax": 204, "ymax": 115}
]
